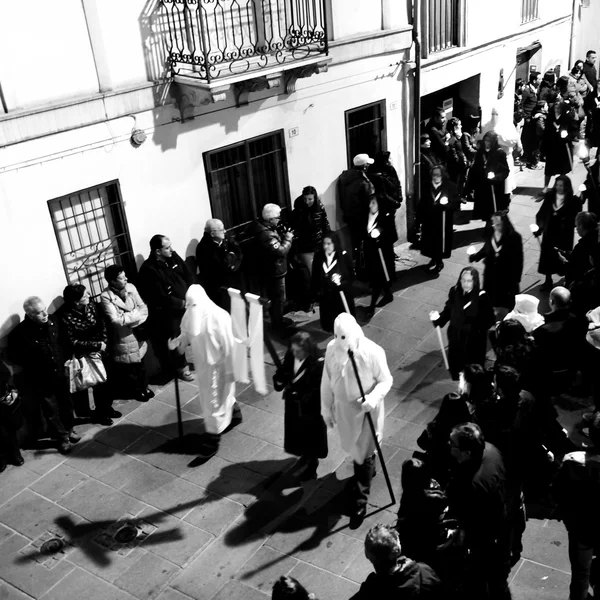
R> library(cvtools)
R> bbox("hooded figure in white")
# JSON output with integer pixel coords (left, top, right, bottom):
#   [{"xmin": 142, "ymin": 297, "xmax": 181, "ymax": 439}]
[
  {"xmin": 504, "ymin": 293, "xmax": 545, "ymax": 333},
  {"xmin": 321, "ymin": 313, "xmax": 392, "ymax": 476},
  {"xmin": 169, "ymin": 285, "xmax": 239, "ymax": 437}
]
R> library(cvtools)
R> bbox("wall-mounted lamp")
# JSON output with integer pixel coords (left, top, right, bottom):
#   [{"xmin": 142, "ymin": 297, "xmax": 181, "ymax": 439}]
[{"xmin": 497, "ymin": 68, "xmax": 505, "ymax": 100}]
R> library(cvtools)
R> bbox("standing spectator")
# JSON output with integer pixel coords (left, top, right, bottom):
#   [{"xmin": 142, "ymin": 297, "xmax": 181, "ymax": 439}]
[
  {"xmin": 196, "ymin": 219, "xmax": 243, "ymax": 311},
  {"xmin": 273, "ymin": 332, "xmax": 328, "ymax": 481},
  {"xmin": 521, "ymin": 72, "xmax": 542, "ymax": 168},
  {"xmin": 530, "ymin": 100, "xmax": 548, "ymax": 166},
  {"xmin": 425, "ymin": 107, "xmax": 449, "ymax": 164},
  {"xmin": 447, "ymin": 423, "xmax": 510, "ymax": 600},
  {"xmin": 466, "ymin": 131, "xmax": 510, "ymax": 223},
  {"xmin": 363, "ymin": 197, "xmax": 396, "ymax": 314},
  {"xmin": 0, "ymin": 364, "xmax": 24, "ymax": 471},
  {"xmin": 321, "ymin": 314, "xmax": 392, "ymax": 527},
  {"xmin": 568, "ymin": 61, "xmax": 594, "ymax": 140},
  {"xmin": 553, "ymin": 412, "xmax": 600, "ymax": 600},
  {"xmin": 272, "ymin": 576, "xmax": 315, "ymax": 600},
  {"xmin": 534, "ymin": 175, "xmax": 583, "ymax": 289},
  {"xmin": 100, "ymin": 265, "xmax": 153, "ymax": 403},
  {"xmin": 558, "ymin": 211, "xmax": 599, "ymax": 290},
  {"xmin": 431, "ymin": 267, "xmax": 495, "ymax": 380},
  {"xmin": 138, "ymin": 234, "xmax": 194, "ymax": 381},
  {"xmin": 538, "ymin": 70, "xmax": 557, "ymax": 104},
  {"xmin": 503, "ymin": 294, "xmax": 545, "ymax": 333},
  {"xmin": 338, "ymin": 154, "xmax": 376, "ymax": 255},
  {"xmin": 246, "ymin": 204, "xmax": 294, "ymax": 331},
  {"xmin": 369, "ymin": 151, "xmax": 403, "ymax": 212},
  {"xmin": 514, "ymin": 78, "xmax": 525, "ymax": 133},
  {"xmin": 311, "ymin": 231, "xmax": 355, "ymax": 332},
  {"xmin": 7, "ymin": 296, "xmax": 79, "ymax": 454},
  {"xmin": 60, "ymin": 284, "xmax": 115, "ymax": 426},
  {"xmin": 350, "ymin": 524, "xmax": 443, "ymax": 599},
  {"xmin": 418, "ymin": 165, "xmax": 459, "ymax": 273},
  {"xmin": 470, "ymin": 211, "xmax": 523, "ymax": 314},
  {"xmin": 446, "ymin": 118, "xmax": 469, "ymax": 193},
  {"xmin": 583, "ymin": 50, "xmax": 598, "ymax": 141},
  {"xmin": 291, "ymin": 186, "xmax": 331, "ymax": 275},
  {"xmin": 420, "ymin": 133, "xmax": 440, "ymax": 183}
]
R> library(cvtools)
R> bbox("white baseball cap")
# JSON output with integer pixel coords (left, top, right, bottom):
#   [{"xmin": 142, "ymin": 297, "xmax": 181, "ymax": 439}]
[{"xmin": 353, "ymin": 154, "xmax": 374, "ymax": 167}]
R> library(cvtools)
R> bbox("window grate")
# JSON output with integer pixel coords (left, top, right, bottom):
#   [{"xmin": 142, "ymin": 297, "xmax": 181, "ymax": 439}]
[
  {"xmin": 521, "ymin": 0, "xmax": 539, "ymax": 24},
  {"xmin": 345, "ymin": 101, "xmax": 387, "ymax": 168},
  {"xmin": 48, "ymin": 182, "xmax": 136, "ymax": 299},
  {"xmin": 204, "ymin": 130, "xmax": 291, "ymax": 233}
]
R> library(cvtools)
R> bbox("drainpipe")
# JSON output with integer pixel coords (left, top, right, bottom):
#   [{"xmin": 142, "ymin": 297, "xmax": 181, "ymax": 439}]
[
  {"xmin": 568, "ymin": 0, "xmax": 579, "ymax": 68},
  {"xmin": 409, "ymin": 0, "xmax": 422, "ymax": 242}
]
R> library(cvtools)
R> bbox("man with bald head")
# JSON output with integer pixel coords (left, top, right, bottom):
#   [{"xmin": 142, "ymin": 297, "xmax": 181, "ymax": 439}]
[
  {"xmin": 196, "ymin": 218, "xmax": 243, "ymax": 311},
  {"xmin": 533, "ymin": 286, "xmax": 588, "ymax": 393},
  {"xmin": 7, "ymin": 296, "xmax": 79, "ymax": 454}
]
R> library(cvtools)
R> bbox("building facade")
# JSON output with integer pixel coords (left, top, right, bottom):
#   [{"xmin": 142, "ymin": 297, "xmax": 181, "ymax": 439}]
[{"xmin": 0, "ymin": 0, "xmax": 413, "ymax": 344}]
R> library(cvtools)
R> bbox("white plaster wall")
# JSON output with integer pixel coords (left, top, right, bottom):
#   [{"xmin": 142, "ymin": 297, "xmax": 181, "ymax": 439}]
[{"xmin": 573, "ymin": 2, "xmax": 600, "ymax": 65}]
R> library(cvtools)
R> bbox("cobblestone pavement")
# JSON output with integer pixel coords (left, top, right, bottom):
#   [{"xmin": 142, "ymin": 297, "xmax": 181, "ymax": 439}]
[{"xmin": 0, "ymin": 162, "xmax": 592, "ymax": 599}]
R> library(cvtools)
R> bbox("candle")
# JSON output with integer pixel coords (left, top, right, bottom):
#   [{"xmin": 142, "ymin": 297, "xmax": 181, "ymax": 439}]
[
  {"xmin": 560, "ymin": 130, "xmax": 568, "ymax": 139},
  {"xmin": 429, "ymin": 310, "xmax": 440, "ymax": 322},
  {"xmin": 487, "ymin": 172, "xmax": 495, "ymax": 180},
  {"xmin": 578, "ymin": 145, "xmax": 589, "ymax": 160},
  {"xmin": 529, "ymin": 224, "xmax": 539, "ymax": 233},
  {"xmin": 579, "ymin": 183, "xmax": 587, "ymax": 192},
  {"xmin": 467, "ymin": 245, "xmax": 477, "ymax": 256},
  {"xmin": 440, "ymin": 197, "xmax": 448, "ymax": 205},
  {"xmin": 370, "ymin": 229, "xmax": 381, "ymax": 239}
]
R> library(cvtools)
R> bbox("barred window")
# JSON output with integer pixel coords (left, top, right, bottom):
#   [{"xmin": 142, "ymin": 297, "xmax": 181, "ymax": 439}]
[
  {"xmin": 345, "ymin": 101, "xmax": 387, "ymax": 168},
  {"xmin": 204, "ymin": 130, "xmax": 291, "ymax": 233},
  {"xmin": 521, "ymin": 0, "xmax": 539, "ymax": 24},
  {"xmin": 48, "ymin": 181, "xmax": 136, "ymax": 299}
]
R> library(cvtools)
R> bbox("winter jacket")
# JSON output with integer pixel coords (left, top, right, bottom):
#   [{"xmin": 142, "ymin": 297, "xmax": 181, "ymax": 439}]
[
  {"xmin": 100, "ymin": 284, "xmax": 148, "ymax": 364},
  {"xmin": 59, "ymin": 302, "xmax": 107, "ymax": 358},
  {"xmin": 138, "ymin": 252, "xmax": 194, "ymax": 315},
  {"xmin": 425, "ymin": 121, "xmax": 449, "ymax": 163},
  {"xmin": 521, "ymin": 84, "xmax": 539, "ymax": 120},
  {"xmin": 291, "ymin": 196, "xmax": 331, "ymax": 253},
  {"xmin": 351, "ymin": 559, "xmax": 443, "ymax": 600},
  {"xmin": 246, "ymin": 218, "xmax": 292, "ymax": 279},
  {"xmin": 338, "ymin": 168, "xmax": 375, "ymax": 223}
]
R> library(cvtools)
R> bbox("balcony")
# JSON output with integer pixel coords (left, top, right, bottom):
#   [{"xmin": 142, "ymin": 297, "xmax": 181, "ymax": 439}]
[
  {"xmin": 161, "ymin": 0, "xmax": 330, "ymax": 104},
  {"xmin": 421, "ymin": 0, "xmax": 462, "ymax": 59}
]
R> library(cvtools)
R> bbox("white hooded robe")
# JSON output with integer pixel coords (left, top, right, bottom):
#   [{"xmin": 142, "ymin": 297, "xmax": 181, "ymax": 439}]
[{"xmin": 321, "ymin": 314, "xmax": 393, "ymax": 464}]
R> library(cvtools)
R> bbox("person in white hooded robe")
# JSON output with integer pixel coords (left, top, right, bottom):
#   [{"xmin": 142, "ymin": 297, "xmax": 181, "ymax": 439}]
[
  {"xmin": 321, "ymin": 313, "xmax": 393, "ymax": 526},
  {"xmin": 168, "ymin": 284, "xmax": 242, "ymax": 457}
]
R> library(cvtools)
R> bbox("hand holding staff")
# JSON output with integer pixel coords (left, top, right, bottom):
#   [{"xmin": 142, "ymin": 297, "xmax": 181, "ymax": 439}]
[
  {"xmin": 529, "ymin": 223, "xmax": 541, "ymax": 247},
  {"xmin": 487, "ymin": 171, "xmax": 497, "ymax": 212},
  {"xmin": 332, "ymin": 273, "xmax": 351, "ymax": 314},
  {"xmin": 370, "ymin": 228, "xmax": 391, "ymax": 283},
  {"xmin": 429, "ymin": 310, "xmax": 450, "ymax": 371}
]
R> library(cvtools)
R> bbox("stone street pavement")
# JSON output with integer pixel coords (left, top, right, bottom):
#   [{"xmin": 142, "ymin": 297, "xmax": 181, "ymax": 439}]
[{"xmin": 0, "ymin": 162, "xmax": 592, "ymax": 600}]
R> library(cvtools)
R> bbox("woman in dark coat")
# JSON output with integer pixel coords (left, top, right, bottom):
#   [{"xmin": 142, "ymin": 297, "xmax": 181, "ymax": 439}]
[
  {"xmin": 311, "ymin": 231, "xmax": 355, "ymax": 332},
  {"xmin": 272, "ymin": 331, "xmax": 328, "ymax": 480},
  {"xmin": 432, "ymin": 266, "xmax": 495, "ymax": 380},
  {"xmin": 470, "ymin": 211, "xmax": 524, "ymax": 311},
  {"xmin": 291, "ymin": 186, "xmax": 331, "ymax": 274},
  {"xmin": 535, "ymin": 175, "xmax": 583, "ymax": 289},
  {"xmin": 363, "ymin": 196, "xmax": 396, "ymax": 315},
  {"xmin": 418, "ymin": 165, "xmax": 460, "ymax": 273},
  {"xmin": 558, "ymin": 210, "xmax": 599, "ymax": 289},
  {"xmin": 466, "ymin": 131, "xmax": 510, "ymax": 223},
  {"xmin": 60, "ymin": 284, "xmax": 115, "ymax": 426}
]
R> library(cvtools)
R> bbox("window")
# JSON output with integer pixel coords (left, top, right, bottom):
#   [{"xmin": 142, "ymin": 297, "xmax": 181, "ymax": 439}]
[
  {"xmin": 345, "ymin": 101, "xmax": 387, "ymax": 167},
  {"xmin": 521, "ymin": 0, "xmax": 539, "ymax": 23},
  {"xmin": 48, "ymin": 182, "xmax": 136, "ymax": 299},
  {"xmin": 422, "ymin": 0, "xmax": 461, "ymax": 57},
  {"xmin": 204, "ymin": 131, "xmax": 291, "ymax": 232}
]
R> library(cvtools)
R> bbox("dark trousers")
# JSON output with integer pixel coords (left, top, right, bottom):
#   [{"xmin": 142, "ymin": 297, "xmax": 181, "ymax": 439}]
[
  {"xmin": 465, "ymin": 538, "xmax": 512, "ymax": 600},
  {"xmin": 72, "ymin": 381, "xmax": 112, "ymax": 417},
  {"xmin": 0, "ymin": 427, "xmax": 21, "ymax": 461},
  {"xmin": 149, "ymin": 314, "xmax": 187, "ymax": 374},
  {"xmin": 370, "ymin": 282, "xmax": 391, "ymax": 308},
  {"xmin": 109, "ymin": 362, "xmax": 148, "ymax": 399},
  {"xmin": 567, "ymin": 530, "xmax": 600, "ymax": 600},
  {"xmin": 40, "ymin": 390, "xmax": 74, "ymax": 442},
  {"xmin": 352, "ymin": 454, "xmax": 376, "ymax": 510},
  {"xmin": 265, "ymin": 277, "xmax": 286, "ymax": 327}
]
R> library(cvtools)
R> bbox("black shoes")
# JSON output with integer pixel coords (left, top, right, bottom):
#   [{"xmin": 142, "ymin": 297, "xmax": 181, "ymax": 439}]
[
  {"xmin": 68, "ymin": 431, "xmax": 81, "ymax": 444},
  {"xmin": 376, "ymin": 294, "xmax": 393, "ymax": 308},
  {"xmin": 11, "ymin": 452, "xmax": 24, "ymax": 467},
  {"xmin": 57, "ymin": 441, "xmax": 72, "ymax": 455},
  {"xmin": 93, "ymin": 413, "xmax": 114, "ymax": 426},
  {"xmin": 349, "ymin": 506, "xmax": 367, "ymax": 530},
  {"xmin": 135, "ymin": 388, "xmax": 155, "ymax": 402}
]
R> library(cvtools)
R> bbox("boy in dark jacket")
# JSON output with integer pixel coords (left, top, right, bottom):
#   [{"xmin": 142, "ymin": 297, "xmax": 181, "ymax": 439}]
[{"xmin": 351, "ymin": 524, "xmax": 443, "ymax": 599}]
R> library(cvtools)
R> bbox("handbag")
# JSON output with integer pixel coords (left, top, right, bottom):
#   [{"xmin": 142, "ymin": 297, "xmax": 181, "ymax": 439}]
[{"xmin": 65, "ymin": 353, "xmax": 107, "ymax": 393}]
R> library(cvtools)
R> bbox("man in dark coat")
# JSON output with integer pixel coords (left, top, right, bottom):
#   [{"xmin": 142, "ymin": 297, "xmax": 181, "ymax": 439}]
[
  {"xmin": 533, "ymin": 286, "xmax": 587, "ymax": 394},
  {"xmin": 447, "ymin": 422, "xmax": 511, "ymax": 600},
  {"xmin": 338, "ymin": 154, "xmax": 376, "ymax": 255},
  {"xmin": 350, "ymin": 524, "xmax": 443, "ymax": 600},
  {"xmin": 245, "ymin": 203, "xmax": 293, "ymax": 330},
  {"xmin": 196, "ymin": 218, "xmax": 242, "ymax": 312},
  {"xmin": 0, "ymin": 361, "xmax": 24, "ymax": 471},
  {"xmin": 424, "ymin": 108, "xmax": 449, "ymax": 164},
  {"xmin": 583, "ymin": 50, "xmax": 598, "ymax": 111},
  {"xmin": 138, "ymin": 234, "xmax": 195, "ymax": 381},
  {"xmin": 521, "ymin": 72, "xmax": 542, "ymax": 169},
  {"xmin": 7, "ymin": 296, "xmax": 79, "ymax": 454},
  {"xmin": 553, "ymin": 411, "xmax": 600, "ymax": 600}
]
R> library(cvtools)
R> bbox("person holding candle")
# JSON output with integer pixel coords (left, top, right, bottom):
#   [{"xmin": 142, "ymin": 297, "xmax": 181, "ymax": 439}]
[
  {"xmin": 430, "ymin": 267, "xmax": 495, "ymax": 380},
  {"xmin": 465, "ymin": 131, "xmax": 510, "ymax": 224},
  {"xmin": 534, "ymin": 175, "xmax": 583, "ymax": 290},
  {"xmin": 417, "ymin": 165, "xmax": 460, "ymax": 273},
  {"xmin": 469, "ymin": 211, "xmax": 524, "ymax": 314}
]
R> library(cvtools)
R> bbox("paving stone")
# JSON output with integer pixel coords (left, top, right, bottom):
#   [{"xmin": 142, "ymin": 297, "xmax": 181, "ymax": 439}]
[
  {"xmin": 510, "ymin": 559, "xmax": 571, "ymax": 600},
  {"xmin": 0, "ymin": 489, "xmax": 86, "ymax": 540},
  {"xmin": 155, "ymin": 589, "xmax": 193, "ymax": 600},
  {"xmin": 183, "ymin": 493, "xmax": 245, "ymax": 537},
  {"xmin": 236, "ymin": 545, "xmax": 299, "ymax": 594},
  {"xmin": 58, "ymin": 478, "xmax": 148, "ymax": 523},
  {"xmin": 0, "ymin": 533, "xmax": 76, "ymax": 598},
  {"xmin": 382, "ymin": 417, "xmax": 422, "ymax": 452},
  {"xmin": 521, "ymin": 519, "xmax": 570, "ymax": 573},
  {"xmin": 379, "ymin": 331, "xmax": 422, "ymax": 359},
  {"xmin": 100, "ymin": 455, "xmax": 176, "ymax": 495},
  {"xmin": 115, "ymin": 551, "xmax": 180, "ymax": 599},
  {"xmin": 0, "ymin": 580, "xmax": 33, "ymax": 600},
  {"xmin": 154, "ymin": 381, "xmax": 198, "ymax": 408},
  {"xmin": 386, "ymin": 447, "xmax": 416, "ymax": 480},
  {"xmin": 211, "ymin": 579, "xmax": 269, "ymax": 600},
  {"xmin": 409, "ymin": 378, "xmax": 457, "ymax": 404},
  {"xmin": 93, "ymin": 421, "xmax": 151, "ymax": 452},
  {"xmin": 384, "ymin": 296, "xmax": 427, "ymax": 317},
  {"xmin": 287, "ymin": 561, "xmax": 359, "ymax": 600},
  {"xmin": 388, "ymin": 394, "xmax": 441, "ymax": 425},
  {"xmin": 132, "ymin": 507, "xmax": 212, "ymax": 567},
  {"xmin": 399, "ymin": 285, "xmax": 449, "ymax": 307},
  {"xmin": 18, "ymin": 447, "xmax": 66, "ymax": 476},
  {"xmin": 124, "ymin": 402, "xmax": 199, "ymax": 439},
  {"xmin": 29, "ymin": 463, "xmax": 89, "ymax": 502},
  {"xmin": 0, "ymin": 463, "xmax": 40, "ymax": 507},
  {"xmin": 242, "ymin": 443, "xmax": 297, "ymax": 477},
  {"xmin": 391, "ymin": 351, "xmax": 442, "ymax": 392},
  {"xmin": 215, "ymin": 429, "xmax": 270, "ymax": 462},
  {"xmin": 0, "ymin": 523, "xmax": 14, "ymax": 547},
  {"xmin": 42, "ymin": 566, "xmax": 138, "ymax": 600},
  {"xmin": 342, "ymin": 547, "xmax": 373, "ymax": 584},
  {"xmin": 64, "ymin": 440, "xmax": 136, "ymax": 481},
  {"xmin": 237, "ymin": 386, "xmax": 284, "ymax": 416}
]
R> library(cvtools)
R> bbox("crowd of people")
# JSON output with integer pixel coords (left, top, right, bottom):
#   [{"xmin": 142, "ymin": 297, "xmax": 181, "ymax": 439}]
[{"xmin": 3, "ymin": 52, "xmax": 600, "ymax": 600}]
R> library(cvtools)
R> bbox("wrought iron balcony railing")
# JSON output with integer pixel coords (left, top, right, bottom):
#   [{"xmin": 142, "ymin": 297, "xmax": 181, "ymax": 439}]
[{"xmin": 161, "ymin": 0, "xmax": 328, "ymax": 84}]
